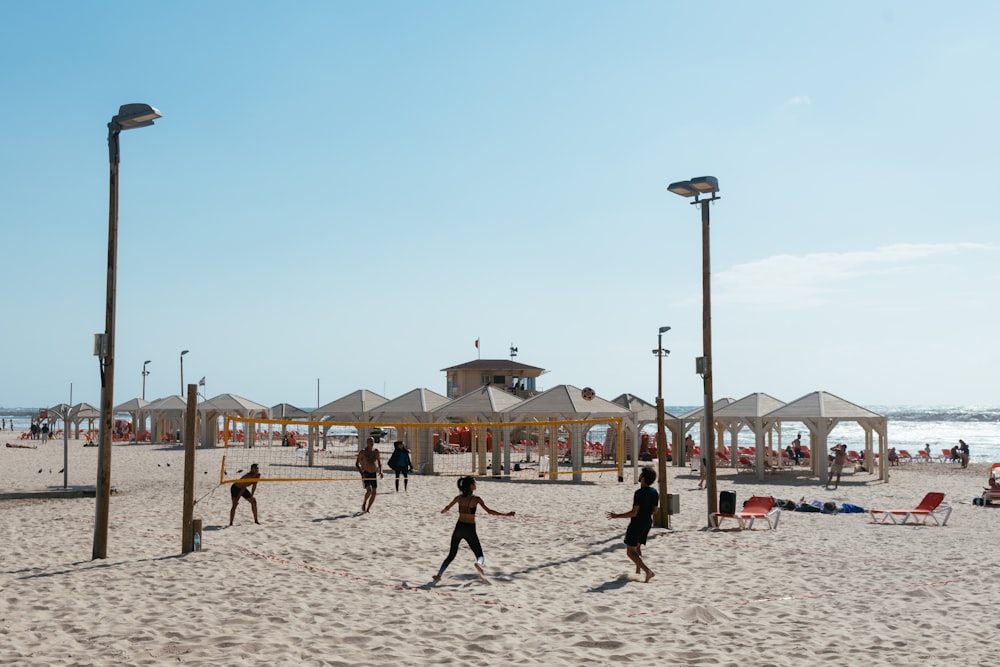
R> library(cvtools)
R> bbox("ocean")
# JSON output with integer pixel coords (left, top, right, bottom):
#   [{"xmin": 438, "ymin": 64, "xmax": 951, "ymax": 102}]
[{"xmin": 4, "ymin": 405, "xmax": 999, "ymax": 464}]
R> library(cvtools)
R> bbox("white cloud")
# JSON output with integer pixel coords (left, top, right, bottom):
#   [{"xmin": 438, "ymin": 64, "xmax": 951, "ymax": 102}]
[
  {"xmin": 785, "ymin": 95, "xmax": 811, "ymax": 106},
  {"xmin": 716, "ymin": 242, "xmax": 994, "ymax": 308}
]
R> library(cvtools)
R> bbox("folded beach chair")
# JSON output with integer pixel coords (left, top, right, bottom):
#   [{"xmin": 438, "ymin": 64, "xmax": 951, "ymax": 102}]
[
  {"xmin": 869, "ymin": 492, "xmax": 951, "ymax": 526},
  {"xmin": 712, "ymin": 495, "xmax": 781, "ymax": 530}
]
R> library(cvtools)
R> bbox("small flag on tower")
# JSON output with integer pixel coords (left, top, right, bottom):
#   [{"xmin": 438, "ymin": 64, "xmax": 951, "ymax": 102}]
[
  {"xmin": 474, "ymin": 338, "xmax": 479, "ymax": 349},
  {"xmin": 198, "ymin": 376, "xmax": 206, "ymax": 386}
]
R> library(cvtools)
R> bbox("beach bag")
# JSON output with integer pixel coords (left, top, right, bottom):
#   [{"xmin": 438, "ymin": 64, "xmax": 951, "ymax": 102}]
[
  {"xmin": 840, "ymin": 503, "xmax": 865, "ymax": 513},
  {"xmin": 387, "ymin": 450, "xmax": 402, "ymax": 470},
  {"xmin": 719, "ymin": 490, "xmax": 737, "ymax": 515}
]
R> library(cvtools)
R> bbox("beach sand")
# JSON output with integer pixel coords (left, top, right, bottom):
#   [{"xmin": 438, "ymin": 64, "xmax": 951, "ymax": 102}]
[{"xmin": 1, "ymin": 432, "xmax": 997, "ymax": 666}]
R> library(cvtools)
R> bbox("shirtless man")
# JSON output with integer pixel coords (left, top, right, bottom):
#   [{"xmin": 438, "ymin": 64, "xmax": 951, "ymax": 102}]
[
  {"xmin": 356, "ymin": 437, "xmax": 384, "ymax": 513},
  {"xmin": 229, "ymin": 463, "xmax": 261, "ymax": 526},
  {"xmin": 827, "ymin": 444, "xmax": 848, "ymax": 489}
]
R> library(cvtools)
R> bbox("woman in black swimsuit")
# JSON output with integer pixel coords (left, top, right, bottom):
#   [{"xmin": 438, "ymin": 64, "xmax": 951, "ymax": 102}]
[{"xmin": 433, "ymin": 476, "xmax": 514, "ymax": 582}]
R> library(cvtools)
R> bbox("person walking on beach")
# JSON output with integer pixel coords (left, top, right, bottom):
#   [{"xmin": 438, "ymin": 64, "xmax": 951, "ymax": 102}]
[
  {"xmin": 959, "ymin": 440, "xmax": 970, "ymax": 468},
  {"xmin": 607, "ymin": 466, "xmax": 658, "ymax": 583},
  {"xmin": 433, "ymin": 476, "xmax": 515, "ymax": 583},
  {"xmin": 387, "ymin": 440, "xmax": 414, "ymax": 492},
  {"xmin": 356, "ymin": 436, "xmax": 383, "ymax": 512},
  {"xmin": 229, "ymin": 463, "xmax": 261, "ymax": 526},
  {"xmin": 827, "ymin": 444, "xmax": 848, "ymax": 489},
  {"xmin": 792, "ymin": 434, "xmax": 803, "ymax": 464}
]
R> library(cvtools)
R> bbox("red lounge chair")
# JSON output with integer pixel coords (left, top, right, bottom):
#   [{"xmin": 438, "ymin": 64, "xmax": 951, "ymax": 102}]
[
  {"xmin": 712, "ymin": 495, "xmax": 781, "ymax": 530},
  {"xmin": 869, "ymin": 492, "xmax": 951, "ymax": 526}
]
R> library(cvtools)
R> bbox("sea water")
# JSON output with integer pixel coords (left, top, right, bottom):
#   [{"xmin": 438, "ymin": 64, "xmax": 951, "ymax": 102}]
[
  {"xmin": 648, "ymin": 405, "xmax": 1000, "ymax": 465},
  {"xmin": 4, "ymin": 406, "xmax": 999, "ymax": 463}
]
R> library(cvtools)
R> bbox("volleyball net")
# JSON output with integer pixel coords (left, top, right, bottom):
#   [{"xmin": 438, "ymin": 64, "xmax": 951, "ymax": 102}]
[{"xmin": 219, "ymin": 415, "xmax": 624, "ymax": 485}]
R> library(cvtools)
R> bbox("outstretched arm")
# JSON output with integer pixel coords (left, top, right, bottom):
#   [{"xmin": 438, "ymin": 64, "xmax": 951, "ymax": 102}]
[
  {"xmin": 607, "ymin": 504, "xmax": 640, "ymax": 520},
  {"xmin": 441, "ymin": 495, "xmax": 460, "ymax": 514},
  {"xmin": 478, "ymin": 498, "xmax": 515, "ymax": 517}
]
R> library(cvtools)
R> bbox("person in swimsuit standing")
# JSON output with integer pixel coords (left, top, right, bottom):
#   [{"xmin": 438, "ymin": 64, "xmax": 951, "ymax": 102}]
[
  {"xmin": 356, "ymin": 437, "xmax": 383, "ymax": 513},
  {"xmin": 433, "ymin": 476, "xmax": 515, "ymax": 582},
  {"xmin": 229, "ymin": 463, "xmax": 261, "ymax": 526},
  {"xmin": 607, "ymin": 466, "xmax": 658, "ymax": 583}
]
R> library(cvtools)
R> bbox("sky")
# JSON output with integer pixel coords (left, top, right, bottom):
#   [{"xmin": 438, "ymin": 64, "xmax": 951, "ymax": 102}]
[{"xmin": 2, "ymin": 2, "xmax": 999, "ymax": 410}]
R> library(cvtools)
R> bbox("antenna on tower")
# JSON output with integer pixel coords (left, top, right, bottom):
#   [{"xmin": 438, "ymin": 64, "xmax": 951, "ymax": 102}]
[{"xmin": 509, "ymin": 344, "xmax": 518, "ymax": 360}]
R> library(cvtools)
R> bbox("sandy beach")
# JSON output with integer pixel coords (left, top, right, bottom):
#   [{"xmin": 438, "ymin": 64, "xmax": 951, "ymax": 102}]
[{"xmin": 1, "ymin": 432, "xmax": 997, "ymax": 666}]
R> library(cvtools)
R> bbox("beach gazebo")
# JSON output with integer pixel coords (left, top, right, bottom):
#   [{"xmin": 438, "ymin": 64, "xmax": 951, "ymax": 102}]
[
  {"xmin": 679, "ymin": 398, "xmax": 736, "ymax": 468},
  {"xmin": 114, "ymin": 397, "xmax": 150, "ymax": 442},
  {"xmin": 763, "ymin": 391, "xmax": 888, "ymax": 482},
  {"xmin": 429, "ymin": 385, "xmax": 523, "ymax": 477},
  {"xmin": 508, "ymin": 384, "xmax": 632, "ymax": 482},
  {"xmin": 612, "ymin": 393, "xmax": 681, "ymax": 465},
  {"xmin": 199, "ymin": 393, "xmax": 269, "ymax": 448},
  {"xmin": 714, "ymin": 393, "xmax": 787, "ymax": 480},
  {"xmin": 312, "ymin": 389, "xmax": 389, "ymax": 448},
  {"xmin": 143, "ymin": 395, "xmax": 189, "ymax": 443},
  {"xmin": 371, "ymin": 388, "xmax": 453, "ymax": 474}
]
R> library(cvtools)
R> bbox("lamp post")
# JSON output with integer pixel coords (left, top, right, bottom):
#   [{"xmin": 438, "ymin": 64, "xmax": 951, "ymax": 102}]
[
  {"xmin": 180, "ymin": 350, "xmax": 189, "ymax": 397},
  {"xmin": 667, "ymin": 175, "xmax": 721, "ymax": 524},
  {"xmin": 94, "ymin": 103, "xmax": 161, "ymax": 560},
  {"xmin": 653, "ymin": 325, "xmax": 671, "ymax": 529},
  {"xmin": 142, "ymin": 360, "xmax": 151, "ymax": 400}
]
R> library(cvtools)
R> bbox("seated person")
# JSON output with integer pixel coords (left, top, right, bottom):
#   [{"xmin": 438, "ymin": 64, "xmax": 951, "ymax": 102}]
[
  {"xmin": 988, "ymin": 476, "xmax": 1000, "ymax": 490},
  {"xmin": 887, "ymin": 447, "xmax": 900, "ymax": 466}
]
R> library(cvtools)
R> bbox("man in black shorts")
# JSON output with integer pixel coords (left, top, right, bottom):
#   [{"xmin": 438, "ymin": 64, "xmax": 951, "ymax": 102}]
[
  {"xmin": 229, "ymin": 463, "xmax": 261, "ymax": 526},
  {"xmin": 356, "ymin": 437, "xmax": 383, "ymax": 513},
  {"xmin": 607, "ymin": 466, "xmax": 659, "ymax": 582}
]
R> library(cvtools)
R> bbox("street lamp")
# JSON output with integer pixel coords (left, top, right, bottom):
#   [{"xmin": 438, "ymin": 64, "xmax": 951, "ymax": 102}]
[
  {"xmin": 652, "ymin": 325, "xmax": 671, "ymax": 529},
  {"xmin": 668, "ymin": 175, "xmax": 721, "ymax": 525},
  {"xmin": 142, "ymin": 360, "xmax": 151, "ymax": 400},
  {"xmin": 180, "ymin": 350, "xmax": 189, "ymax": 397},
  {"xmin": 94, "ymin": 103, "xmax": 161, "ymax": 560}
]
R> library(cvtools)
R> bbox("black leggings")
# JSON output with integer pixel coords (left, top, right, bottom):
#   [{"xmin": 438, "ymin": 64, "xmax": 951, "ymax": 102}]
[{"xmin": 439, "ymin": 521, "xmax": 483, "ymax": 573}]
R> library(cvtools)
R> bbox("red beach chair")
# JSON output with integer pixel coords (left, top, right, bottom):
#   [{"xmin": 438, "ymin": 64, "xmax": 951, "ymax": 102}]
[
  {"xmin": 712, "ymin": 495, "xmax": 781, "ymax": 530},
  {"xmin": 869, "ymin": 492, "xmax": 951, "ymax": 526}
]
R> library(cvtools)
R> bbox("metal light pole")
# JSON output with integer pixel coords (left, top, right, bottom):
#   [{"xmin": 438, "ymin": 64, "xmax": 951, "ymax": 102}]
[
  {"xmin": 653, "ymin": 325, "xmax": 671, "ymax": 528},
  {"xmin": 94, "ymin": 103, "xmax": 161, "ymax": 560},
  {"xmin": 142, "ymin": 360, "xmax": 151, "ymax": 400},
  {"xmin": 180, "ymin": 350, "xmax": 189, "ymax": 396},
  {"xmin": 668, "ymin": 176, "xmax": 721, "ymax": 525}
]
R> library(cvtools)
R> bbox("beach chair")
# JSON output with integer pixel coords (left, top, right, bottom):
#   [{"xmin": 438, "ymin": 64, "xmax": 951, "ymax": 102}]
[
  {"xmin": 712, "ymin": 495, "xmax": 781, "ymax": 530},
  {"xmin": 896, "ymin": 450, "xmax": 914, "ymax": 464},
  {"xmin": 980, "ymin": 463, "xmax": 1000, "ymax": 505},
  {"xmin": 869, "ymin": 492, "xmax": 951, "ymax": 526}
]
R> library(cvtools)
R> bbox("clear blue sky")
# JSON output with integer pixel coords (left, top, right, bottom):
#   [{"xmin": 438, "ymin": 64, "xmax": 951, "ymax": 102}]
[{"xmin": 2, "ymin": 2, "xmax": 998, "ymax": 409}]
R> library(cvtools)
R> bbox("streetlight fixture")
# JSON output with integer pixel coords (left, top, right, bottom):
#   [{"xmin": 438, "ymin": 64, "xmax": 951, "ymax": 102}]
[
  {"xmin": 180, "ymin": 350, "xmax": 189, "ymax": 397},
  {"xmin": 652, "ymin": 325, "xmax": 671, "ymax": 529},
  {"xmin": 94, "ymin": 103, "xmax": 161, "ymax": 560},
  {"xmin": 142, "ymin": 360, "xmax": 151, "ymax": 400},
  {"xmin": 667, "ymin": 175, "xmax": 721, "ymax": 524}
]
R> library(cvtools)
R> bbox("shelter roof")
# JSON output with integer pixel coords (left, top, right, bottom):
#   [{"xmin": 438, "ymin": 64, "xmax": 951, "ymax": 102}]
[
  {"xmin": 431, "ymin": 386, "xmax": 522, "ymax": 416},
  {"xmin": 679, "ymin": 398, "xmax": 735, "ymax": 421},
  {"xmin": 509, "ymin": 385, "xmax": 628, "ymax": 417},
  {"xmin": 765, "ymin": 391, "xmax": 883, "ymax": 420},
  {"xmin": 201, "ymin": 393, "xmax": 268, "ymax": 415},
  {"xmin": 115, "ymin": 398, "xmax": 150, "ymax": 412},
  {"xmin": 70, "ymin": 402, "xmax": 101, "ymax": 419},
  {"xmin": 314, "ymin": 389, "xmax": 388, "ymax": 416},
  {"xmin": 47, "ymin": 403, "xmax": 73, "ymax": 419},
  {"xmin": 715, "ymin": 393, "xmax": 786, "ymax": 419},
  {"xmin": 612, "ymin": 393, "xmax": 675, "ymax": 421},
  {"xmin": 270, "ymin": 403, "xmax": 309, "ymax": 419},
  {"xmin": 440, "ymin": 359, "xmax": 544, "ymax": 372},
  {"xmin": 374, "ymin": 388, "xmax": 452, "ymax": 415},
  {"xmin": 144, "ymin": 395, "xmax": 188, "ymax": 412}
]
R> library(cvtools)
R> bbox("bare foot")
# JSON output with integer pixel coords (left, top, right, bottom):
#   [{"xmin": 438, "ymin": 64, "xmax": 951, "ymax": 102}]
[
  {"xmin": 432, "ymin": 575, "xmax": 441, "ymax": 582},
  {"xmin": 645, "ymin": 570, "xmax": 656, "ymax": 583}
]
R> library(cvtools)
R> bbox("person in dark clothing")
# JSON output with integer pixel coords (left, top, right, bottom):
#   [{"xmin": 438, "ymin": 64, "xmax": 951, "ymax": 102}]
[
  {"xmin": 607, "ymin": 466, "xmax": 659, "ymax": 583},
  {"xmin": 387, "ymin": 440, "xmax": 414, "ymax": 492},
  {"xmin": 433, "ymin": 476, "xmax": 514, "ymax": 583}
]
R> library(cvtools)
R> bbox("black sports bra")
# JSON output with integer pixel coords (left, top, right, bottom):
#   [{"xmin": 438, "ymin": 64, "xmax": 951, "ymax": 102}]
[{"xmin": 458, "ymin": 497, "xmax": 477, "ymax": 515}]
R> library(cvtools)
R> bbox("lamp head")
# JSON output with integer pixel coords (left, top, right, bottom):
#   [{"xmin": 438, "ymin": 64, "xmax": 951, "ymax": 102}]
[
  {"xmin": 667, "ymin": 180, "xmax": 698, "ymax": 198},
  {"xmin": 112, "ymin": 104, "xmax": 162, "ymax": 131},
  {"xmin": 181, "ymin": 350, "xmax": 189, "ymax": 357},
  {"xmin": 689, "ymin": 176, "xmax": 719, "ymax": 194},
  {"xmin": 658, "ymin": 326, "xmax": 671, "ymax": 334},
  {"xmin": 144, "ymin": 359, "xmax": 151, "ymax": 365}
]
